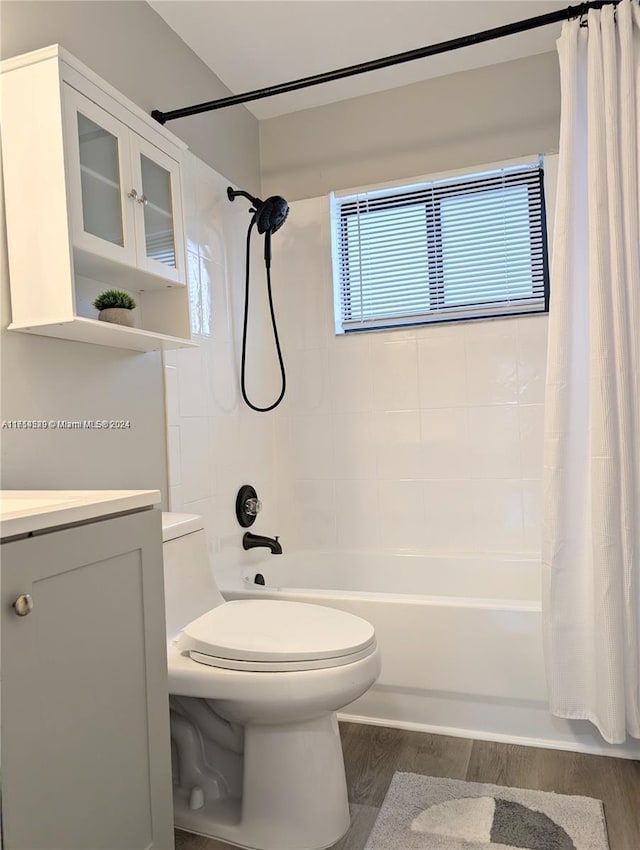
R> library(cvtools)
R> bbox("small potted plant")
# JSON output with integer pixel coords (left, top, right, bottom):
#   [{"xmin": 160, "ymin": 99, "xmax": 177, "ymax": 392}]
[{"xmin": 93, "ymin": 289, "xmax": 137, "ymax": 327}]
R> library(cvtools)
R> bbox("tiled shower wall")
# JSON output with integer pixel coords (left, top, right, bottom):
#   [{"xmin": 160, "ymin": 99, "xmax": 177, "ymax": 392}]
[
  {"xmin": 269, "ymin": 197, "xmax": 548, "ymax": 554},
  {"xmin": 164, "ymin": 153, "xmax": 279, "ymax": 555},
  {"xmin": 165, "ymin": 158, "xmax": 551, "ymax": 557}
]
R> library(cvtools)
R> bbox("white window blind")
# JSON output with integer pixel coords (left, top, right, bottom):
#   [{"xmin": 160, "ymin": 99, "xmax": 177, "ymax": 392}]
[{"xmin": 331, "ymin": 159, "xmax": 549, "ymax": 333}]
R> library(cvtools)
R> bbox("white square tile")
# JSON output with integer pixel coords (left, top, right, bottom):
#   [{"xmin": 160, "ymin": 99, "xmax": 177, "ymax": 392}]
[
  {"xmin": 197, "ymin": 174, "xmax": 226, "ymax": 265},
  {"xmin": 209, "ymin": 340, "xmax": 240, "ymax": 416},
  {"xmin": 328, "ymin": 335, "xmax": 374, "ymax": 413},
  {"xmin": 376, "ymin": 410, "xmax": 421, "ymax": 479},
  {"xmin": 466, "ymin": 480, "xmax": 524, "ymax": 552},
  {"xmin": 423, "ymin": 480, "xmax": 475, "ymax": 552},
  {"xmin": 179, "ymin": 418, "xmax": 212, "ymax": 503},
  {"xmin": 519, "ymin": 404, "xmax": 545, "ymax": 479},
  {"xmin": 332, "ymin": 412, "xmax": 379, "ymax": 479},
  {"xmin": 182, "ymin": 496, "xmax": 218, "ymax": 554},
  {"xmin": 253, "ymin": 485, "xmax": 280, "ymax": 536},
  {"xmin": 465, "ymin": 320, "xmax": 518, "ymax": 405},
  {"xmin": 372, "ymin": 338, "xmax": 419, "ymax": 411},
  {"xmin": 177, "ymin": 347, "xmax": 210, "ymax": 418},
  {"xmin": 418, "ymin": 333, "xmax": 467, "ymax": 408},
  {"xmin": 378, "ymin": 480, "xmax": 426, "ymax": 550},
  {"xmin": 167, "ymin": 425, "xmax": 181, "ymax": 487},
  {"xmin": 275, "ymin": 197, "xmax": 333, "ymax": 351},
  {"xmin": 299, "ymin": 278, "xmax": 333, "ymax": 350},
  {"xmin": 467, "ymin": 405, "xmax": 521, "ymax": 478},
  {"xmin": 237, "ymin": 411, "xmax": 276, "ymax": 483},
  {"xmin": 517, "ymin": 316, "xmax": 549, "ymax": 403},
  {"xmin": 209, "ymin": 413, "xmax": 243, "ymax": 490},
  {"xmin": 291, "ymin": 414, "xmax": 334, "ymax": 479},
  {"xmin": 164, "ymin": 365, "xmax": 180, "ymax": 427},
  {"xmin": 274, "ymin": 415, "xmax": 295, "ymax": 481},
  {"xmin": 283, "ymin": 479, "xmax": 337, "ymax": 550},
  {"xmin": 335, "ymin": 479, "xmax": 380, "ymax": 549},
  {"xmin": 419, "ymin": 408, "xmax": 470, "ymax": 478},
  {"xmin": 288, "ymin": 347, "xmax": 331, "ymax": 414}
]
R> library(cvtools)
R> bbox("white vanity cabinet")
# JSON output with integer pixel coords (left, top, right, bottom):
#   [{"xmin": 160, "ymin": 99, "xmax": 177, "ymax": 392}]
[
  {"xmin": 0, "ymin": 500, "xmax": 174, "ymax": 850},
  {"xmin": 0, "ymin": 45, "xmax": 195, "ymax": 352}
]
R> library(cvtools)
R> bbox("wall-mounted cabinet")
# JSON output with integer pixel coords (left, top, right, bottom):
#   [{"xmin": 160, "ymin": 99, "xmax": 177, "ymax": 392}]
[{"xmin": 1, "ymin": 45, "xmax": 196, "ymax": 352}]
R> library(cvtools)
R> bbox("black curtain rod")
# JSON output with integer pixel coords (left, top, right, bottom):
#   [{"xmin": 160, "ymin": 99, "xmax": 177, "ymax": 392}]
[{"xmin": 151, "ymin": 0, "xmax": 619, "ymax": 125}]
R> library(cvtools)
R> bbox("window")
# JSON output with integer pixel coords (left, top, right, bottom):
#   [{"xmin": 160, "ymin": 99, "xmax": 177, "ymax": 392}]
[{"xmin": 331, "ymin": 158, "xmax": 550, "ymax": 333}]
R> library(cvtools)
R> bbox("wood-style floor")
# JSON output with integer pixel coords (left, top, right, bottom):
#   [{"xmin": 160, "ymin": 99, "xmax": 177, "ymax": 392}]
[{"xmin": 174, "ymin": 722, "xmax": 640, "ymax": 850}]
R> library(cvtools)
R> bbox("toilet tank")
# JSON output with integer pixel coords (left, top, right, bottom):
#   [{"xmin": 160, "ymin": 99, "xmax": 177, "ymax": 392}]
[{"xmin": 162, "ymin": 512, "xmax": 225, "ymax": 639}]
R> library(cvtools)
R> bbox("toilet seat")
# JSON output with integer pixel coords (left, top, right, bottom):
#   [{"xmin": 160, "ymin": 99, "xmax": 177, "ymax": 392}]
[{"xmin": 175, "ymin": 599, "xmax": 377, "ymax": 673}]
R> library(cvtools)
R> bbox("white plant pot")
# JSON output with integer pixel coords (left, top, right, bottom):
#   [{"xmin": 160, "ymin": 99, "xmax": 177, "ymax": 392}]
[{"xmin": 98, "ymin": 308, "xmax": 135, "ymax": 327}]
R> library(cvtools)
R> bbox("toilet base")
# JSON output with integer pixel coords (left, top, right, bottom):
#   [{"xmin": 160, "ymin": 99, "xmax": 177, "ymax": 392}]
[{"xmin": 173, "ymin": 712, "xmax": 351, "ymax": 850}]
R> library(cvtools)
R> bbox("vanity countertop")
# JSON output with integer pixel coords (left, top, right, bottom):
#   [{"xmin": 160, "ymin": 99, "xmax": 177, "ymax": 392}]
[{"xmin": 0, "ymin": 489, "xmax": 161, "ymax": 538}]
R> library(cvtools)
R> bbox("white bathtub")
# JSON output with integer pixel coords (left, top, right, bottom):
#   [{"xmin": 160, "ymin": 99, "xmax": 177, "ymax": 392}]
[{"xmin": 216, "ymin": 550, "xmax": 640, "ymax": 759}]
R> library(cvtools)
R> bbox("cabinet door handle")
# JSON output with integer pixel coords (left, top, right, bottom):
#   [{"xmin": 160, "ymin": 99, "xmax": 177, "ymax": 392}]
[
  {"xmin": 13, "ymin": 593, "xmax": 33, "ymax": 616},
  {"xmin": 127, "ymin": 189, "xmax": 148, "ymax": 206}
]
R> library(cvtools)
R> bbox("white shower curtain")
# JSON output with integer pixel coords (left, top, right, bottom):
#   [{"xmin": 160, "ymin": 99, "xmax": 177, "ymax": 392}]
[{"xmin": 543, "ymin": 0, "xmax": 640, "ymax": 745}]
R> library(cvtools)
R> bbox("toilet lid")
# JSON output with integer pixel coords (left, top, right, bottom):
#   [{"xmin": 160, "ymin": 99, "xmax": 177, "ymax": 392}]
[{"xmin": 176, "ymin": 599, "xmax": 376, "ymax": 671}]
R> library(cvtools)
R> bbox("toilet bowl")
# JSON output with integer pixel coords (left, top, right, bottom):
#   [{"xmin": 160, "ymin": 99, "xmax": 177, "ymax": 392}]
[{"xmin": 162, "ymin": 512, "xmax": 381, "ymax": 850}]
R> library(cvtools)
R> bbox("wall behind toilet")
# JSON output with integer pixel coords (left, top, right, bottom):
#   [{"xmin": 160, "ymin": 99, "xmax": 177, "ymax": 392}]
[{"xmin": 0, "ymin": 1, "xmax": 260, "ymax": 493}]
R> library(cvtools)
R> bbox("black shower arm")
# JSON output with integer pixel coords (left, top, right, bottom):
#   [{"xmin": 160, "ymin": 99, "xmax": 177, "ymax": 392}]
[{"xmin": 227, "ymin": 187, "xmax": 262, "ymax": 207}]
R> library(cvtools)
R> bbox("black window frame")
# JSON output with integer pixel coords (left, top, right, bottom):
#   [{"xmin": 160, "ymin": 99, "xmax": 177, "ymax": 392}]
[{"xmin": 332, "ymin": 159, "xmax": 550, "ymax": 334}]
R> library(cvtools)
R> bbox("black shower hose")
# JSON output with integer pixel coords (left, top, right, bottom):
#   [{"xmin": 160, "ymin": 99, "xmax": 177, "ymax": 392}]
[{"xmin": 240, "ymin": 218, "xmax": 286, "ymax": 412}]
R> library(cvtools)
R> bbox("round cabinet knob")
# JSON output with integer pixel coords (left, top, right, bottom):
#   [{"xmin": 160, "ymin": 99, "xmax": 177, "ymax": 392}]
[
  {"xmin": 138, "ymin": 194, "xmax": 149, "ymax": 206},
  {"xmin": 13, "ymin": 593, "xmax": 33, "ymax": 616},
  {"xmin": 127, "ymin": 188, "xmax": 139, "ymax": 201}
]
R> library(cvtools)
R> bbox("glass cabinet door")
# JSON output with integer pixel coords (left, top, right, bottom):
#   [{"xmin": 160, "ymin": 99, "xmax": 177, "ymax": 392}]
[
  {"xmin": 132, "ymin": 138, "xmax": 185, "ymax": 285},
  {"xmin": 140, "ymin": 155, "xmax": 176, "ymax": 267},
  {"xmin": 77, "ymin": 113, "xmax": 124, "ymax": 246},
  {"xmin": 64, "ymin": 86, "xmax": 137, "ymax": 266}
]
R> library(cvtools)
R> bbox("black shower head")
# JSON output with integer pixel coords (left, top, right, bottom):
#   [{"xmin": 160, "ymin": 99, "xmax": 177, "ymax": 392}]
[
  {"xmin": 227, "ymin": 186, "xmax": 289, "ymax": 235},
  {"xmin": 255, "ymin": 195, "xmax": 289, "ymax": 235}
]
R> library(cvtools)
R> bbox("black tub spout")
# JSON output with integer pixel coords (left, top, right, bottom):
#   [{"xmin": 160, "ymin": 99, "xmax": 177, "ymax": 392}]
[{"xmin": 243, "ymin": 532, "xmax": 282, "ymax": 554}]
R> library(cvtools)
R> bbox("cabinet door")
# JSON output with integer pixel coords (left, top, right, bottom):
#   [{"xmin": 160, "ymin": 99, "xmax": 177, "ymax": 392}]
[
  {"xmin": 64, "ymin": 86, "xmax": 137, "ymax": 267},
  {"xmin": 131, "ymin": 135, "xmax": 186, "ymax": 285},
  {"xmin": 1, "ymin": 511, "xmax": 174, "ymax": 850}
]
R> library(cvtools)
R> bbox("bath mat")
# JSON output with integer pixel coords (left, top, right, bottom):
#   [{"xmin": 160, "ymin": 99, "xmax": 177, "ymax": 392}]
[{"xmin": 365, "ymin": 773, "xmax": 609, "ymax": 850}]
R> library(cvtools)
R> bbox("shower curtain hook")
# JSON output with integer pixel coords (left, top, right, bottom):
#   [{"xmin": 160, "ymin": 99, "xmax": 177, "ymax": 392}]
[{"xmin": 579, "ymin": 3, "xmax": 589, "ymax": 25}]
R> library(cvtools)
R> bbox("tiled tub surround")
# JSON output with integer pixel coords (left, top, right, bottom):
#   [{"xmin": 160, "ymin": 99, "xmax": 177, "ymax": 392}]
[
  {"xmin": 164, "ymin": 153, "xmax": 281, "ymax": 554},
  {"xmin": 270, "ymin": 195, "xmax": 547, "ymax": 556},
  {"xmin": 165, "ymin": 185, "xmax": 547, "ymax": 557}
]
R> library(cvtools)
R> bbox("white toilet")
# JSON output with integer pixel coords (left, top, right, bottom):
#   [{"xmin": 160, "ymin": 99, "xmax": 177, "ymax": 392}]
[{"xmin": 162, "ymin": 512, "xmax": 381, "ymax": 850}]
